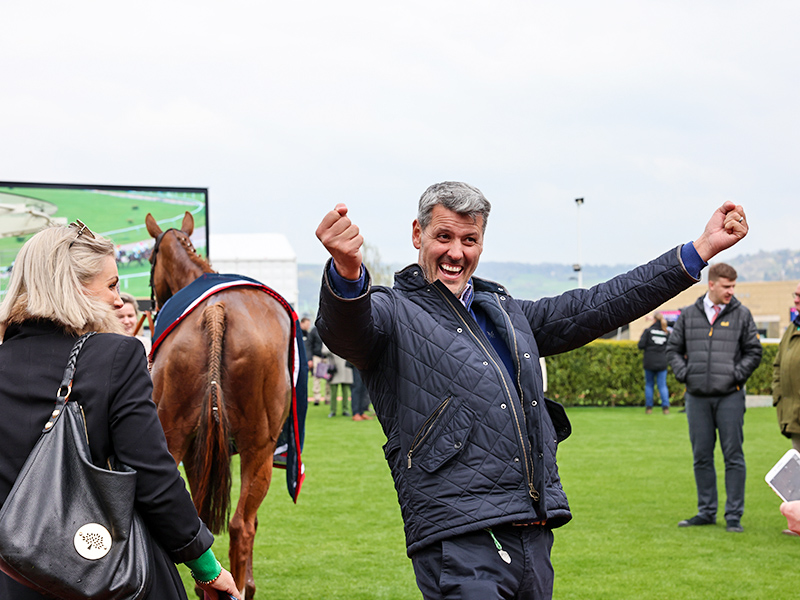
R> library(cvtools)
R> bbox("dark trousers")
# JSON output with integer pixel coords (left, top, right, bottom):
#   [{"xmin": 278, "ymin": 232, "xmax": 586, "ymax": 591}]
[
  {"xmin": 351, "ymin": 368, "xmax": 370, "ymax": 415},
  {"xmin": 685, "ymin": 389, "xmax": 746, "ymax": 521},
  {"xmin": 411, "ymin": 525, "xmax": 554, "ymax": 600}
]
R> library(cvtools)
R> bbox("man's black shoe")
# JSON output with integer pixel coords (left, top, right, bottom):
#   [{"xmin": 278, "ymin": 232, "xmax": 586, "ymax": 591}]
[
  {"xmin": 726, "ymin": 519, "xmax": 744, "ymax": 533},
  {"xmin": 678, "ymin": 515, "xmax": 715, "ymax": 527}
]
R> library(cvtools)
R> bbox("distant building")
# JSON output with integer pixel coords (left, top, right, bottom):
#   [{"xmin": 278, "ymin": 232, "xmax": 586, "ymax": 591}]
[{"xmin": 209, "ymin": 233, "xmax": 298, "ymax": 308}]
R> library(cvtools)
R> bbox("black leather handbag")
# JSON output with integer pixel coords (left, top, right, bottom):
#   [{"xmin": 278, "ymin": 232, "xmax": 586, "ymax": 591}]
[{"xmin": 0, "ymin": 333, "xmax": 154, "ymax": 599}]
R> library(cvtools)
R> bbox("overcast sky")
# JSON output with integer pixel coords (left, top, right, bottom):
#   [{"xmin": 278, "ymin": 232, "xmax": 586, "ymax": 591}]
[{"xmin": 1, "ymin": 1, "xmax": 796, "ymax": 269}]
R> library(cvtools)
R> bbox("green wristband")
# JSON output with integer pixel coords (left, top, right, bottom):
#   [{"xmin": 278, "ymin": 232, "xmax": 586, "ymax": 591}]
[{"xmin": 185, "ymin": 548, "xmax": 222, "ymax": 584}]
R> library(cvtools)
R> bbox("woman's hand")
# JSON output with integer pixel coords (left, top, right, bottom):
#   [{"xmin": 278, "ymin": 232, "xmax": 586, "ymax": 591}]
[{"xmin": 198, "ymin": 567, "xmax": 243, "ymax": 600}]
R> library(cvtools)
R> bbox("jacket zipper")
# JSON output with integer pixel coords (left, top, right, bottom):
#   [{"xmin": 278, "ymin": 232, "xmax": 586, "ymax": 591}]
[
  {"xmin": 432, "ymin": 285, "xmax": 539, "ymax": 501},
  {"xmin": 707, "ymin": 306, "xmax": 721, "ymax": 389},
  {"xmin": 407, "ymin": 395, "xmax": 452, "ymax": 468},
  {"xmin": 493, "ymin": 294, "xmax": 525, "ymax": 409}
]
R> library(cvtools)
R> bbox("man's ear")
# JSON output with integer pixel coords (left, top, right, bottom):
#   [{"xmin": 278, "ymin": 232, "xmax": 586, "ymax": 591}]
[{"xmin": 412, "ymin": 219, "xmax": 422, "ymax": 250}]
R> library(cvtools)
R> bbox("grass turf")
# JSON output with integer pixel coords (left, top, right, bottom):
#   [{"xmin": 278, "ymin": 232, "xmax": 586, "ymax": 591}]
[{"xmin": 179, "ymin": 402, "xmax": 798, "ymax": 599}]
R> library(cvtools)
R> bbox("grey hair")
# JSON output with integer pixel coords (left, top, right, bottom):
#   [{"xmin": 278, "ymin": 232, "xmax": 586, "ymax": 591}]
[
  {"xmin": 417, "ymin": 182, "xmax": 491, "ymax": 233},
  {"xmin": 0, "ymin": 224, "xmax": 124, "ymax": 336}
]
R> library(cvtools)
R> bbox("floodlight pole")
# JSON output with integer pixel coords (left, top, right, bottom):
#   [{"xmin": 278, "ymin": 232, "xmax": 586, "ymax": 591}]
[{"xmin": 573, "ymin": 197, "xmax": 584, "ymax": 289}]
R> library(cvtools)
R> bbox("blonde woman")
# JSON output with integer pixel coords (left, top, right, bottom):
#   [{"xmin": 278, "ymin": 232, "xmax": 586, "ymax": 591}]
[{"xmin": 0, "ymin": 222, "xmax": 240, "ymax": 600}]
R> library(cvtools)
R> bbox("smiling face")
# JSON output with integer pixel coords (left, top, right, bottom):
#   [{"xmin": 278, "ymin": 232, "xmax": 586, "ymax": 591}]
[
  {"xmin": 84, "ymin": 255, "xmax": 123, "ymax": 310},
  {"xmin": 117, "ymin": 302, "xmax": 137, "ymax": 335},
  {"xmin": 412, "ymin": 204, "xmax": 484, "ymax": 296}
]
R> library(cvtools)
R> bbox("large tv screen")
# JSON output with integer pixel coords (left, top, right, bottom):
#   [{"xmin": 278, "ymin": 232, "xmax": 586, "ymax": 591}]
[{"xmin": 0, "ymin": 181, "xmax": 208, "ymax": 301}]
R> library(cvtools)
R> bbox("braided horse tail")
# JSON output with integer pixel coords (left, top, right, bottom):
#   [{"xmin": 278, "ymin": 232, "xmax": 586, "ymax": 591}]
[{"xmin": 192, "ymin": 302, "xmax": 231, "ymax": 533}]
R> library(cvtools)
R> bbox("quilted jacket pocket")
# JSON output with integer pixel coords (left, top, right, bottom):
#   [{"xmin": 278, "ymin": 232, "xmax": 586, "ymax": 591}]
[
  {"xmin": 407, "ymin": 396, "xmax": 476, "ymax": 474},
  {"xmin": 545, "ymin": 397, "xmax": 571, "ymax": 443}
]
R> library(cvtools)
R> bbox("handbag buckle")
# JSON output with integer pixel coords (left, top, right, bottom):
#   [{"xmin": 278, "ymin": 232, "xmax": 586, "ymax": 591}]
[
  {"xmin": 45, "ymin": 383, "xmax": 73, "ymax": 432},
  {"xmin": 57, "ymin": 382, "xmax": 72, "ymax": 400}
]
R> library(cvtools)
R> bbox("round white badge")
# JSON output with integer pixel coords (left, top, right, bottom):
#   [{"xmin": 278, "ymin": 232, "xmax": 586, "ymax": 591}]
[{"xmin": 74, "ymin": 523, "xmax": 112, "ymax": 560}]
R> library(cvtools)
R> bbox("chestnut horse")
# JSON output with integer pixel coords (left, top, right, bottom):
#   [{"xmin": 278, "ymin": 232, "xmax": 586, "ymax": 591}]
[{"xmin": 146, "ymin": 212, "xmax": 291, "ymax": 599}]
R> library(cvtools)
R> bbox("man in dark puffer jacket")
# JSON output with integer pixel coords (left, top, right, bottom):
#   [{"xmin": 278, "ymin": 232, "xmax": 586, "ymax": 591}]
[
  {"xmin": 667, "ymin": 263, "xmax": 762, "ymax": 534},
  {"xmin": 315, "ymin": 182, "xmax": 750, "ymax": 599}
]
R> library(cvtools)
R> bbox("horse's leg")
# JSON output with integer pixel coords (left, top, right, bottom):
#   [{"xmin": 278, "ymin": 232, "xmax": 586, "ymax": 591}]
[
  {"xmin": 230, "ymin": 441, "xmax": 275, "ymax": 599},
  {"xmin": 246, "ymin": 515, "xmax": 258, "ymax": 594},
  {"xmin": 229, "ymin": 388, "xmax": 289, "ymax": 599}
]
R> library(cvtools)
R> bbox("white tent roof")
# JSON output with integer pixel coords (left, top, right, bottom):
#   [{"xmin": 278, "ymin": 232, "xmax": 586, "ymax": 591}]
[{"xmin": 209, "ymin": 233, "xmax": 296, "ymax": 261}]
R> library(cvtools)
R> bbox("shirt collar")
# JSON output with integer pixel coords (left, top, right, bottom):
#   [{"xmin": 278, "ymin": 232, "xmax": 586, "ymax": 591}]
[
  {"xmin": 458, "ymin": 279, "xmax": 474, "ymax": 311},
  {"xmin": 703, "ymin": 293, "xmax": 722, "ymax": 311}
]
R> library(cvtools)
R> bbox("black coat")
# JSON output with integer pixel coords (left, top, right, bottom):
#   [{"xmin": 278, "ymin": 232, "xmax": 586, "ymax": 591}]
[
  {"xmin": 307, "ymin": 326, "xmax": 324, "ymax": 358},
  {"xmin": 666, "ymin": 296, "xmax": 763, "ymax": 396},
  {"xmin": 638, "ymin": 324, "xmax": 669, "ymax": 371},
  {"xmin": 317, "ymin": 245, "xmax": 698, "ymax": 555},
  {"xmin": 0, "ymin": 320, "xmax": 213, "ymax": 600}
]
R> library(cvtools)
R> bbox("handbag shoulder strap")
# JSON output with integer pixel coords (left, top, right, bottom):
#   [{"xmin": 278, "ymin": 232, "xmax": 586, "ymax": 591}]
[{"xmin": 42, "ymin": 331, "xmax": 97, "ymax": 434}]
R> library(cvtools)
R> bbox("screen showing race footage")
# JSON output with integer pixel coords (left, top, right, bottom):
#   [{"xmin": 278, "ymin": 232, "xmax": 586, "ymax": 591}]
[{"xmin": 0, "ymin": 181, "xmax": 208, "ymax": 300}]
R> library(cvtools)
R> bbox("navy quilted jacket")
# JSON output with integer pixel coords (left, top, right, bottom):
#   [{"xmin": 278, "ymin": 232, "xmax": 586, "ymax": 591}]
[
  {"xmin": 317, "ymin": 246, "xmax": 698, "ymax": 555},
  {"xmin": 666, "ymin": 295, "xmax": 762, "ymax": 396}
]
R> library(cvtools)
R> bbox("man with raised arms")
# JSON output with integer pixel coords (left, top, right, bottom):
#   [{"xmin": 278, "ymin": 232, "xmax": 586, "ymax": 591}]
[{"xmin": 315, "ymin": 181, "xmax": 748, "ymax": 600}]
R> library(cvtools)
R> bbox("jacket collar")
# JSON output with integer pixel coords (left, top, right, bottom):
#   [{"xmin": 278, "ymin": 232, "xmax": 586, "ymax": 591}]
[
  {"xmin": 393, "ymin": 264, "xmax": 508, "ymax": 296},
  {"xmin": 2, "ymin": 319, "xmax": 67, "ymax": 343},
  {"xmin": 695, "ymin": 293, "xmax": 741, "ymax": 314}
]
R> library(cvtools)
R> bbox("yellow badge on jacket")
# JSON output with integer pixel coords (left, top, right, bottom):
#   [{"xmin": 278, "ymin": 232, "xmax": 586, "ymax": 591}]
[{"xmin": 720, "ymin": 321, "xmax": 730, "ymax": 327}]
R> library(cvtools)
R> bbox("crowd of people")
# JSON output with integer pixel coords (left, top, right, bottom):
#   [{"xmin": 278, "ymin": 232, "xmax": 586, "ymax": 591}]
[{"xmin": 299, "ymin": 316, "xmax": 374, "ymax": 421}]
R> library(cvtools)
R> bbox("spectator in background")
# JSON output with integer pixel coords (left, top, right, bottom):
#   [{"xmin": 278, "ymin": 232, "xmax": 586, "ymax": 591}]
[
  {"xmin": 308, "ymin": 322, "xmax": 328, "ymax": 405},
  {"xmin": 667, "ymin": 263, "xmax": 762, "ymax": 533},
  {"xmin": 772, "ymin": 282, "xmax": 800, "ymax": 537},
  {"xmin": 117, "ymin": 292, "xmax": 151, "ymax": 353},
  {"xmin": 351, "ymin": 367, "xmax": 372, "ymax": 421},
  {"xmin": 638, "ymin": 312, "xmax": 671, "ymax": 414},
  {"xmin": 327, "ymin": 352, "xmax": 353, "ymax": 418},
  {"xmin": 299, "ymin": 317, "xmax": 314, "ymax": 394},
  {"xmin": 773, "ymin": 282, "xmax": 800, "ymax": 453}
]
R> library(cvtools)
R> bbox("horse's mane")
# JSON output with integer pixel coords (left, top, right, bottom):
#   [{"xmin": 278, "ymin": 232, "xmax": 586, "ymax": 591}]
[{"xmin": 174, "ymin": 231, "xmax": 215, "ymax": 273}]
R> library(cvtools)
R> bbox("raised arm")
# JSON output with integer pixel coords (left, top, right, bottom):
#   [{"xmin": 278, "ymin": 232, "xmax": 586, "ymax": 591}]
[
  {"xmin": 692, "ymin": 201, "xmax": 748, "ymax": 261},
  {"xmin": 315, "ymin": 203, "xmax": 363, "ymax": 281},
  {"xmin": 314, "ymin": 204, "xmax": 391, "ymax": 371}
]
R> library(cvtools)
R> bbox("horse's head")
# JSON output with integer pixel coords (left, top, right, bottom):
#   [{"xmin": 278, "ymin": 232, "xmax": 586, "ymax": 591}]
[{"xmin": 146, "ymin": 212, "xmax": 209, "ymax": 309}]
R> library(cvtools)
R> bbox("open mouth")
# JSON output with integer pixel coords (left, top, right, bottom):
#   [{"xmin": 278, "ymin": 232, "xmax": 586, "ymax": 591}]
[{"xmin": 439, "ymin": 263, "xmax": 463, "ymax": 278}]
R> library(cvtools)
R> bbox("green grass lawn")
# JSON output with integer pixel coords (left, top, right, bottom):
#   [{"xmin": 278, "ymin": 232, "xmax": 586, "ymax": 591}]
[{"xmin": 180, "ymin": 402, "xmax": 798, "ymax": 599}]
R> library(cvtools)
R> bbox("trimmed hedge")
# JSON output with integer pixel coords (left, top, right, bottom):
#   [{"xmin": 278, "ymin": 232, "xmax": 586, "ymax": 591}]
[{"xmin": 546, "ymin": 339, "xmax": 777, "ymax": 406}]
